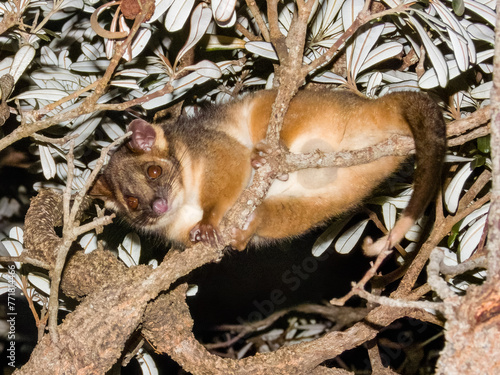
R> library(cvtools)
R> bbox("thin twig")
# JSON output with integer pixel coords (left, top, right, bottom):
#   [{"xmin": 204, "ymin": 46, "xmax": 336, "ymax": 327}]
[
  {"xmin": 0, "ymin": 254, "xmax": 51, "ymax": 270},
  {"xmin": 427, "ymin": 247, "xmax": 457, "ymax": 300},
  {"xmin": 439, "ymin": 255, "xmax": 487, "ymax": 277},
  {"xmin": 448, "ymin": 125, "xmax": 490, "ymax": 147},
  {"xmin": 32, "ymin": 133, "xmax": 78, "ymax": 146},
  {"xmin": 245, "ymin": 0, "xmax": 270, "ymax": 41},
  {"xmin": 46, "ymin": 132, "xmax": 132, "ymax": 342},
  {"xmin": 457, "ymin": 169, "xmax": 492, "ymax": 213},
  {"xmin": 331, "ymin": 248, "xmax": 393, "ymax": 306},
  {"xmin": 354, "ymin": 286, "xmax": 446, "ymax": 313},
  {"xmin": 235, "ymin": 21, "xmax": 261, "ymax": 41},
  {"xmin": 395, "ymin": 193, "xmax": 491, "ymax": 298},
  {"xmin": 47, "ymin": 139, "xmax": 76, "ymax": 341}
]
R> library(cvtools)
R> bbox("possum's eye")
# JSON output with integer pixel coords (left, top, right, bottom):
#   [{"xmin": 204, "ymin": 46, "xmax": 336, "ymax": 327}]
[
  {"xmin": 126, "ymin": 196, "xmax": 139, "ymax": 210},
  {"xmin": 147, "ymin": 165, "xmax": 162, "ymax": 179}
]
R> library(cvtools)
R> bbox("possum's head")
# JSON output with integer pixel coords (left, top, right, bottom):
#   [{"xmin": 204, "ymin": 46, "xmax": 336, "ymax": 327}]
[{"xmin": 90, "ymin": 119, "xmax": 184, "ymax": 232}]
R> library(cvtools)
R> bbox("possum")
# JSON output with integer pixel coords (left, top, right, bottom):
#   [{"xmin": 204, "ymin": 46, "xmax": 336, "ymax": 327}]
[{"xmin": 90, "ymin": 89, "xmax": 446, "ymax": 254}]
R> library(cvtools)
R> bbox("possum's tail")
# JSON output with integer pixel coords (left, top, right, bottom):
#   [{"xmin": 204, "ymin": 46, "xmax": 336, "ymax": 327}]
[{"xmin": 363, "ymin": 91, "xmax": 447, "ymax": 256}]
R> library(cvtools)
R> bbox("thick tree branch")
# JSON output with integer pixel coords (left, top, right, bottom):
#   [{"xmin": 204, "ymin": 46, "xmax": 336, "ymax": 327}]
[
  {"xmin": 142, "ymin": 283, "xmax": 432, "ymax": 374},
  {"xmin": 433, "ymin": 5, "xmax": 500, "ymax": 372},
  {"xmin": 487, "ymin": 0, "xmax": 500, "ymax": 278},
  {"xmin": 15, "ymin": 191, "xmax": 224, "ymax": 374}
]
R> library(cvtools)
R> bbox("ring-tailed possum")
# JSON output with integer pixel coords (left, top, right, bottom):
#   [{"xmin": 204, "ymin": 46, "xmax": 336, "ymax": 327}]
[{"xmin": 90, "ymin": 89, "xmax": 446, "ymax": 254}]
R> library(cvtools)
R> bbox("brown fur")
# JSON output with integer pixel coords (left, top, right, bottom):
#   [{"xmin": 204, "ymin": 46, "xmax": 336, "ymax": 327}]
[
  {"xmin": 90, "ymin": 89, "xmax": 446, "ymax": 252},
  {"xmin": 226, "ymin": 90, "xmax": 446, "ymax": 253}
]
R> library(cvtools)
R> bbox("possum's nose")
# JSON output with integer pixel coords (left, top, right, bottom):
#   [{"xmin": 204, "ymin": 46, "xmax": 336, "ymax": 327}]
[{"xmin": 152, "ymin": 198, "xmax": 169, "ymax": 214}]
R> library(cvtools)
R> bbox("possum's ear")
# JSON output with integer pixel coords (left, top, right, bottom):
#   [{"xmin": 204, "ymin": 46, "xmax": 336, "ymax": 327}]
[
  {"xmin": 89, "ymin": 175, "xmax": 113, "ymax": 200},
  {"xmin": 127, "ymin": 119, "xmax": 156, "ymax": 153}
]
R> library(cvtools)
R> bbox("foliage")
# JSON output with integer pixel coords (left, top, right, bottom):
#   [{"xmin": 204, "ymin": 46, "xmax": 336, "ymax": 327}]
[{"xmin": 0, "ymin": 0, "xmax": 494, "ymax": 372}]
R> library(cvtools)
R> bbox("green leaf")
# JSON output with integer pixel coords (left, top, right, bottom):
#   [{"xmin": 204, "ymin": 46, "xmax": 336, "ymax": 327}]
[
  {"xmin": 201, "ymin": 35, "xmax": 246, "ymax": 51},
  {"xmin": 43, "ymin": 28, "xmax": 61, "ymax": 39},
  {"xmin": 452, "ymin": 0, "xmax": 465, "ymax": 16},
  {"xmin": 36, "ymin": 33, "xmax": 51, "ymax": 42},
  {"xmin": 410, "ymin": 0, "xmax": 428, "ymax": 10},
  {"xmin": 448, "ymin": 222, "xmax": 461, "ymax": 247},
  {"xmin": 477, "ymin": 135, "xmax": 490, "ymax": 153},
  {"xmin": 471, "ymin": 155, "xmax": 486, "ymax": 169}
]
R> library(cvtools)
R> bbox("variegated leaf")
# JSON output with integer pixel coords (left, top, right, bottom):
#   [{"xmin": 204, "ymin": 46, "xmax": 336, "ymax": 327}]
[
  {"xmin": 358, "ymin": 42, "xmax": 403, "ymax": 75},
  {"xmin": 39, "ymin": 145, "xmax": 57, "ymax": 179},
  {"xmin": 28, "ymin": 273, "xmax": 51, "ymax": 295},
  {"xmin": 212, "ymin": 0, "xmax": 236, "ymax": 24},
  {"xmin": 335, "ymin": 219, "xmax": 369, "ymax": 254},
  {"xmin": 348, "ymin": 24, "xmax": 384, "ymax": 80},
  {"xmin": 9, "ymin": 45, "xmax": 36, "ymax": 83},
  {"xmin": 165, "ymin": 0, "xmax": 195, "ymax": 32},
  {"xmin": 185, "ymin": 60, "xmax": 221, "ymax": 78},
  {"xmin": 176, "ymin": 4, "xmax": 212, "ymax": 64},
  {"xmin": 80, "ymin": 232, "xmax": 98, "ymax": 254},
  {"xmin": 444, "ymin": 162, "xmax": 474, "ymax": 214},
  {"xmin": 408, "ymin": 15, "xmax": 448, "ymax": 88},
  {"xmin": 128, "ymin": 29, "xmax": 152, "ymax": 61},
  {"xmin": 463, "ymin": 0, "xmax": 495, "ymax": 26},
  {"xmin": 245, "ymin": 41, "xmax": 279, "ymax": 60},
  {"xmin": 121, "ymin": 232, "xmax": 142, "ymax": 265},
  {"xmin": 136, "ymin": 350, "xmax": 159, "ymax": 375},
  {"xmin": 458, "ymin": 215, "xmax": 486, "ymax": 262},
  {"xmin": 382, "ymin": 202, "xmax": 397, "ymax": 230},
  {"xmin": 312, "ymin": 216, "xmax": 352, "ymax": 257},
  {"xmin": 149, "ymin": 0, "xmax": 175, "ymax": 22}
]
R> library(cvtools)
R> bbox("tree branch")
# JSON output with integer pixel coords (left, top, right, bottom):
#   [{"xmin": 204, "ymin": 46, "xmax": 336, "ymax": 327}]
[{"xmin": 142, "ymin": 283, "xmax": 432, "ymax": 374}]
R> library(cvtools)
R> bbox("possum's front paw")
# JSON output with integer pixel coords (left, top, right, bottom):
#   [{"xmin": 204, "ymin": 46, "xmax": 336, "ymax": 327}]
[
  {"xmin": 251, "ymin": 140, "xmax": 289, "ymax": 181},
  {"xmin": 190, "ymin": 222, "xmax": 221, "ymax": 247},
  {"xmin": 251, "ymin": 141, "xmax": 272, "ymax": 168}
]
